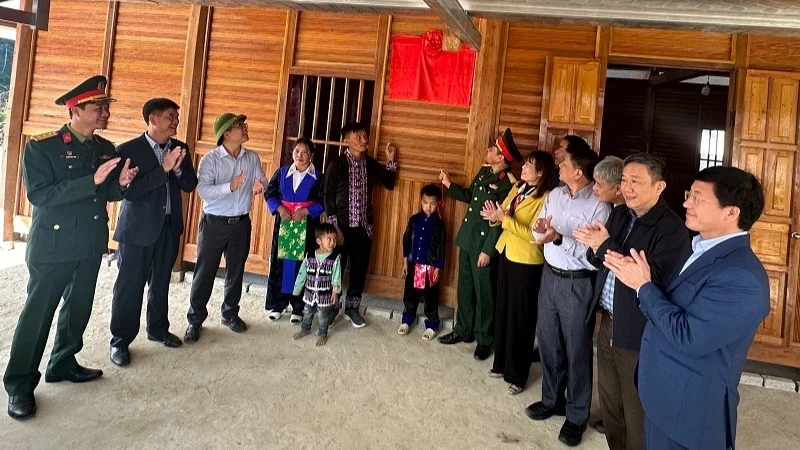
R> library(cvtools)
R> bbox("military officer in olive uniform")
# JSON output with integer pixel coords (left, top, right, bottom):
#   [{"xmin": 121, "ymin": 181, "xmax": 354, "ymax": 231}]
[
  {"xmin": 438, "ymin": 128, "xmax": 523, "ymax": 360},
  {"xmin": 4, "ymin": 75, "xmax": 138, "ymax": 421}
]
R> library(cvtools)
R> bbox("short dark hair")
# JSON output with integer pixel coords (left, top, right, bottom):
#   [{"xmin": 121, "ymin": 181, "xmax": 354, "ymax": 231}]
[
  {"xmin": 315, "ymin": 223, "xmax": 338, "ymax": 239},
  {"xmin": 562, "ymin": 135, "xmax": 592, "ymax": 154},
  {"xmin": 623, "ymin": 153, "xmax": 668, "ymax": 183},
  {"xmin": 341, "ymin": 122, "xmax": 368, "ymax": 139},
  {"xmin": 527, "ymin": 151, "xmax": 556, "ymax": 198},
  {"xmin": 694, "ymin": 166, "xmax": 764, "ymax": 231},
  {"xmin": 565, "ymin": 145, "xmax": 599, "ymax": 182},
  {"xmin": 420, "ymin": 183, "xmax": 441, "ymax": 201},
  {"xmin": 68, "ymin": 103, "xmax": 88, "ymax": 119},
  {"xmin": 142, "ymin": 98, "xmax": 180, "ymax": 124},
  {"xmin": 293, "ymin": 137, "xmax": 315, "ymax": 154}
]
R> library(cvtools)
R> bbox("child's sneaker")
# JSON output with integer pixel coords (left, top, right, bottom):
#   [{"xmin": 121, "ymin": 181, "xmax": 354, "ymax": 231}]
[
  {"xmin": 268, "ymin": 310, "xmax": 282, "ymax": 321},
  {"xmin": 422, "ymin": 328, "xmax": 437, "ymax": 340},
  {"xmin": 289, "ymin": 314, "xmax": 302, "ymax": 324},
  {"xmin": 398, "ymin": 323, "xmax": 410, "ymax": 335}
]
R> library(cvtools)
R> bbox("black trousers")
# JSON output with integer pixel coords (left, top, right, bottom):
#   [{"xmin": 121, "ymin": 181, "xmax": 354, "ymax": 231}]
[
  {"xmin": 339, "ymin": 226, "xmax": 372, "ymax": 310},
  {"xmin": 187, "ymin": 214, "xmax": 251, "ymax": 326},
  {"xmin": 492, "ymin": 254, "xmax": 543, "ymax": 388},
  {"xmin": 110, "ymin": 217, "xmax": 179, "ymax": 348},
  {"xmin": 401, "ymin": 260, "xmax": 440, "ymax": 327}
]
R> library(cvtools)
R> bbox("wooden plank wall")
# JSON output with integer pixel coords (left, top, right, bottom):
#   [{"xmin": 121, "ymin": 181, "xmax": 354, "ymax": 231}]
[{"xmin": 6, "ymin": 0, "xmax": 800, "ymax": 365}]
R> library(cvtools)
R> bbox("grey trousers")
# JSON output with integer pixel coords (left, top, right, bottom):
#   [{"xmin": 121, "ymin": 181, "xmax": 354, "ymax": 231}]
[{"xmin": 537, "ymin": 265, "xmax": 596, "ymax": 426}]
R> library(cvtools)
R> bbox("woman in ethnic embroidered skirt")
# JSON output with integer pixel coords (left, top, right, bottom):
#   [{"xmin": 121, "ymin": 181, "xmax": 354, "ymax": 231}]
[
  {"xmin": 265, "ymin": 138, "xmax": 325, "ymax": 323},
  {"xmin": 481, "ymin": 151, "xmax": 555, "ymax": 395}
]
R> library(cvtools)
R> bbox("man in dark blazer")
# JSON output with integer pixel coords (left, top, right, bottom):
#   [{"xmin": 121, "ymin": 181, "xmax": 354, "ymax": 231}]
[
  {"xmin": 605, "ymin": 166, "xmax": 770, "ymax": 450},
  {"xmin": 576, "ymin": 153, "xmax": 690, "ymax": 450},
  {"xmin": 109, "ymin": 98, "xmax": 198, "ymax": 367}
]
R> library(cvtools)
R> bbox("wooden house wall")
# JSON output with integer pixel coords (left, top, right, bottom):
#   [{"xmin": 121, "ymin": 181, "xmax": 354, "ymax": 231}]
[{"xmin": 6, "ymin": 0, "xmax": 800, "ymax": 365}]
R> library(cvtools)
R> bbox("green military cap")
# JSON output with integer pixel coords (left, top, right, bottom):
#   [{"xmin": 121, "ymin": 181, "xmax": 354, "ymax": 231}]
[
  {"xmin": 214, "ymin": 112, "xmax": 247, "ymax": 145},
  {"xmin": 55, "ymin": 75, "xmax": 115, "ymax": 107},
  {"xmin": 492, "ymin": 127, "xmax": 523, "ymax": 164}
]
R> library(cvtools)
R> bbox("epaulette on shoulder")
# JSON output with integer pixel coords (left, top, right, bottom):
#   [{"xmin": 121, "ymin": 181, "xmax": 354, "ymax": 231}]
[
  {"xmin": 30, "ymin": 130, "xmax": 59, "ymax": 142},
  {"xmin": 507, "ymin": 172, "xmax": 517, "ymax": 184}
]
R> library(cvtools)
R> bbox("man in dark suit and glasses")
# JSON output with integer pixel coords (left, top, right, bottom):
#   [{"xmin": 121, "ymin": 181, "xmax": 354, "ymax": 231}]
[{"xmin": 109, "ymin": 97, "xmax": 198, "ymax": 367}]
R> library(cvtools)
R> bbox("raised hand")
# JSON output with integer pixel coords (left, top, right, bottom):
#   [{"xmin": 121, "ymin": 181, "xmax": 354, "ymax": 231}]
[
  {"xmin": 480, "ymin": 200, "xmax": 505, "ymax": 222},
  {"xmin": 118, "ymin": 158, "xmax": 139, "ymax": 187},
  {"xmin": 573, "ymin": 220, "xmax": 610, "ymax": 252},
  {"xmin": 94, "ymin": 157, "xmax": 121, "ymax": 186},
  {"xmin": 171, "ymin": 146, "xmax": 187, "ymax": 173},
  {"xmin": 161, "ymin": 146, "xmax": 183, "ymax": 172},
  {"xmin": 531, "ymin": 215, "xmax": 559, "ymax": 245},
  {"xmin": 230, "ymin": 170, "xmax": 246, "ymax": 192},
  {"xmin": 439, "ymin": 169, "xmax": 451, "ymax": 188},
  {"xmin": 386, "ymin": 142, "xmax": 397, "ymax": 162}
]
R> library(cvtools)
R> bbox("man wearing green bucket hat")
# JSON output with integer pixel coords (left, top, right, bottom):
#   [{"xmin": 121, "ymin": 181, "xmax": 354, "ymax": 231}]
[{"xmin": 183, "ymin": 113, "xmax": 268, "ymax": 343}]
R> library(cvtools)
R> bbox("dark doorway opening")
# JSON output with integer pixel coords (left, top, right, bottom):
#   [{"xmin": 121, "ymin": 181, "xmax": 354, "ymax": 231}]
[{"xmin": 600, "ymin": 65, "xmax": 730, "ymax": 216}]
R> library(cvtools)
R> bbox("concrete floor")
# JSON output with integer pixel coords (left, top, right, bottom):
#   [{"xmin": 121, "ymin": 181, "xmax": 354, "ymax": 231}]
[{"xmin": 0, "ymin": 245, "xmax": 798, "ymax": 449}]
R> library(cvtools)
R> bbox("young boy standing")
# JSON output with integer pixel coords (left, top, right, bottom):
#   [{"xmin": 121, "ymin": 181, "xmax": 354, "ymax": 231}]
[
  {"xmin": 399, "ymin": 184, "xmax": 446, "ymax": 340},
  {"xmin": 292, "ymin": 223, "xmax": 342, "ymax": 346}
]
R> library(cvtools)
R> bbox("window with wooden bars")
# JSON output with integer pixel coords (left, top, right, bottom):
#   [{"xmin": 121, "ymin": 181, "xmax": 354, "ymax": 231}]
[
  {"xmin": 282, "ymin": 75, "xmax": 375, "ymax": 172},
  {"xmin": 698, "ymin": 128, "xmax": 725, "ymax": 170}
]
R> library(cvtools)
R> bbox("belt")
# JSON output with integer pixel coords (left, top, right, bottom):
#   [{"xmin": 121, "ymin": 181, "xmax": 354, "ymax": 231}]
[
  {"xmin": 206, "ymin": 213, "xmax": 249, "ymax": 224},
  {"xmin": 548, "ymin": 265, "xmax": 595, "ymax": 279}
]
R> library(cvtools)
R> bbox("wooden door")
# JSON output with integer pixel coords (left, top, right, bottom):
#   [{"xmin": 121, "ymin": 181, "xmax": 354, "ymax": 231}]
[
  {"xmin": 733, "ymin": 69, "xmax": 800, "ymax": 366},
  {"xmin": 539, "ymin": 57, "xmax": 601, "ymax": 153}
]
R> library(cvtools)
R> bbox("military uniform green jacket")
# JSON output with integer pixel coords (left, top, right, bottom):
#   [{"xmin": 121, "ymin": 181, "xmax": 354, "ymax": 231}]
[
  {"xmin": 448, "ymin": 165, "xmax": 514, "ymax": 256},
  {"xmin": 22, "ymin": 124, "xmax": 123, "ymax": 264}
]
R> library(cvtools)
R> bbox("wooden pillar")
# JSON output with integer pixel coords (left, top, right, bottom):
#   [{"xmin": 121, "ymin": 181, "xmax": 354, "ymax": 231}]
[
  {"xmin": 270, "ymin": 10, "xmax": 299, "ymax": 170},
  {"xmin": 173, "ymin": 4, "xmax": 211, "ymax": 273},
  {"xmin": 464, "ymin": 18, "xmax": 507, "ymax": 179},
  {"xmin": 1, "ymin": 0, "xmax": 35, "ymax": 246},
  {"xmin": 594, "ymin": 26, "xmax": 611, "ymax": 152}
]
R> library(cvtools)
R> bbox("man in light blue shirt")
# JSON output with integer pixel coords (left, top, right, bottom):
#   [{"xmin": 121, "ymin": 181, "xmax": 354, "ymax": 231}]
[
  {"xmin": 525, "ymin": 138, "xmax": 610, "ymax": 447},
  {"xmin": 184, "ymin": 113, "xmax": 267, "ymax": 343}
]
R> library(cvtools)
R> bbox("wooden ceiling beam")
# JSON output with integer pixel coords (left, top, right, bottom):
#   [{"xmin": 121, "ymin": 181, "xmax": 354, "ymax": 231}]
[
  {"xmin": 649, "ymin": 69, "xmax": 704, "ymax": 86},
  {"xmin": 422, "ymin": 0, "xmax": 482, "ymax": 50}
]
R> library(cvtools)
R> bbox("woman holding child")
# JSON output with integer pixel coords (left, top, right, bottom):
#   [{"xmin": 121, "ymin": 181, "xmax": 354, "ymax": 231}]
[
  {"xmin": 265, "ymin": 137, "xmax": 325, "ymax": 323},
  {"xmin": 481, "ymin": 150, "xmax": 556, "ymax": 395}
]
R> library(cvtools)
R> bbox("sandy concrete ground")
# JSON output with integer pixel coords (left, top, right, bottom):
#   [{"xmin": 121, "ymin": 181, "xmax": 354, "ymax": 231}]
[{"xmin": 0, "ymin": 246, "xmax": 798, "ymax": 449}]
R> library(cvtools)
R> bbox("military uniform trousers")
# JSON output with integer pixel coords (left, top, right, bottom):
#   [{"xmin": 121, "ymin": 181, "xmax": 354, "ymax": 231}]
[
  {"xmin": 110, "ymin": 215, "xmax": 179, "ymax": 348},
  {"xmin": 453, "ymin": 247, "xmax": 496, "ymax": 347},
  {"xmin": 4, "ymin": 257, "xmax": 102, "ymax": 395},
  {"xmin": 537, "ymin": 264, "xmax": 596, "ymax": 427},
  {"xmin": 598, "ymin": 310, "xmax": 645, "ymax": 450}
]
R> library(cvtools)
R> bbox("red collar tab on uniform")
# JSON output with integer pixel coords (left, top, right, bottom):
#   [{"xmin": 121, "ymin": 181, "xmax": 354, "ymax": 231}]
[
  {"xmin": 62, "ymin": 132, "xmax": 72, "ymax": 144},
  {"xmin": 495, "ymin": 136, "xmax": 513, "ymax": 163},
  {"xmin": 498, "ymin": 171, "xmax": 506, "ymax": 180},
  {"xmin": 65, "ymin": 90, "xmax": 107, "ymax": 109}
]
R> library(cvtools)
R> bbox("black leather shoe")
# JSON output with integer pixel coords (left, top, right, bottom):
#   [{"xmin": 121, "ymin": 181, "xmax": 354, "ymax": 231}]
[
  {"xmin": 437, "ymin": 332, "xmax": 475, "ymax": 345},
  {"xmin": 147, "ymin": 332, "xmax": 183, "ymax": 348},
  {"xmin": 524, "ymin": 401, "xmax": 567, "ymax": 420},
  {"xmin": 184, "ymin": 324, "xmax": 202, "ymax": 343},
  {"xmin": 559, "ymin": 420, "xmax": 587, "ymax": 447},
  {"xmin": 45, "ymin": 365, "xmax": 103, "ymax": 383},
  {"xmin": 221, "ymin": 316, "xmax": 247, "ymax": 333},
  {"xmin": 7, "ymin": 393, "xmax": 36, "ymax": 421},
  {"xmin": 473, "ymin": 344, "xmax": 492, "ymax": 361},
  {"xmin": 110, "ymin": 346, "xmax": 130, "ymax": 367}
]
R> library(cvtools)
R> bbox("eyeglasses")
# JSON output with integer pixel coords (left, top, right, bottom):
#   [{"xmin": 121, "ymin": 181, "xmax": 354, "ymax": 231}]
[{"xmin": 684, "ymin": 190, "xmax": 717, "ymax": 205}]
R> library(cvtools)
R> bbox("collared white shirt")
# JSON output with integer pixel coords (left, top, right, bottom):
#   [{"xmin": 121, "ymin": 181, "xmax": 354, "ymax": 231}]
[
  {"xmin": 679, "ymin": 231, "xmax": 749, "ymax": 274},
  {"xmin": 196, "ymin": 145, "xmax": 268, "ymax": 216},
  {"xmin": 143, "ymin": 132, "xmax": 176, "ymax": 214},
  {"xmin": 285, "ymin": 163, "xmax": 317, "ymax": 192}
]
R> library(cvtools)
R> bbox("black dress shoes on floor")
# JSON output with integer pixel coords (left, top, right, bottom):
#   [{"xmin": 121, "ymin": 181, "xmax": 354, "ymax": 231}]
[
  {"xmin": 559, "ymin": 419, "xmax": 587, "ymax": 447},
  {"xmin": 44, "ymin": 365, "xmax": 103, "ymax": 383},
  {"xmin": 437, "ymin": 332, "xmax": 475, "ymax": 345},
  {"xmin": 524, "ymin": 401, "xmax": 567, "ymax": 420},
  {"xmin": 184, "ymin": 324, "xmax": 202, "ymax": 343},
  {"xmin": 473, "ymin": 344, "xmax": 492, "ymax": 361},
  {"xmin": 7, "ymin": 393, "xmax": 36, "ymax": 421},
  {"xmin": 221, "ymin": 316, "xmax": 247, "ymax": 333},
  {"xmin": 147, "ymin": 332, "xmax": 183, "ymax": 348},
  {"xmin": 110, "ymin": 346, "xmax": 130, "ymax": 367}
]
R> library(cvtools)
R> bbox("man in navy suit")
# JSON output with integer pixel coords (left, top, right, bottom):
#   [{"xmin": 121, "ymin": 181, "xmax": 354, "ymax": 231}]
[
  {"xmin": 109, "ymin": 98, "xmax": 198, "ymax": 367},
  {"xmin": 604, "ymin": 166, "xmax": 770, "ymax": 450}
]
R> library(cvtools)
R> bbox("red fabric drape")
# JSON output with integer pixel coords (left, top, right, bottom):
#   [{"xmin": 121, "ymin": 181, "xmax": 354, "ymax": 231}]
[{"xmin": 387, "ymin": 35, "xmax": 476, "ymax": 106}]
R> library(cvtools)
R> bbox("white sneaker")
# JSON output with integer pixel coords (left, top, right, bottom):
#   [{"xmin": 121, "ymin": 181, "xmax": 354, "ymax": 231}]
[
  {"xmin": 398, "ymin": 323, "xmax": 410, "ymax": 335},
  {"xmin": 268, "ymin": 311, "xmax": 282, "ymax": 321},
  {"xmin": 289, "ymin": 314, "xmax": 302, "ymax": 324}
]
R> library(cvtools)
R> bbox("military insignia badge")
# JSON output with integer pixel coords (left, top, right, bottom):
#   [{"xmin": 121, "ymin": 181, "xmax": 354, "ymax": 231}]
[
  {"xmin": 498, "ymin": 171, "xmax": 506, "ymax": 180},
  {"xmin": 62, "ymin": 133, "xmax": 72, "ymax": 144},
  {"xmin": 489, "ymin": 184, "xmax": 498, "ymax": 190}
]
